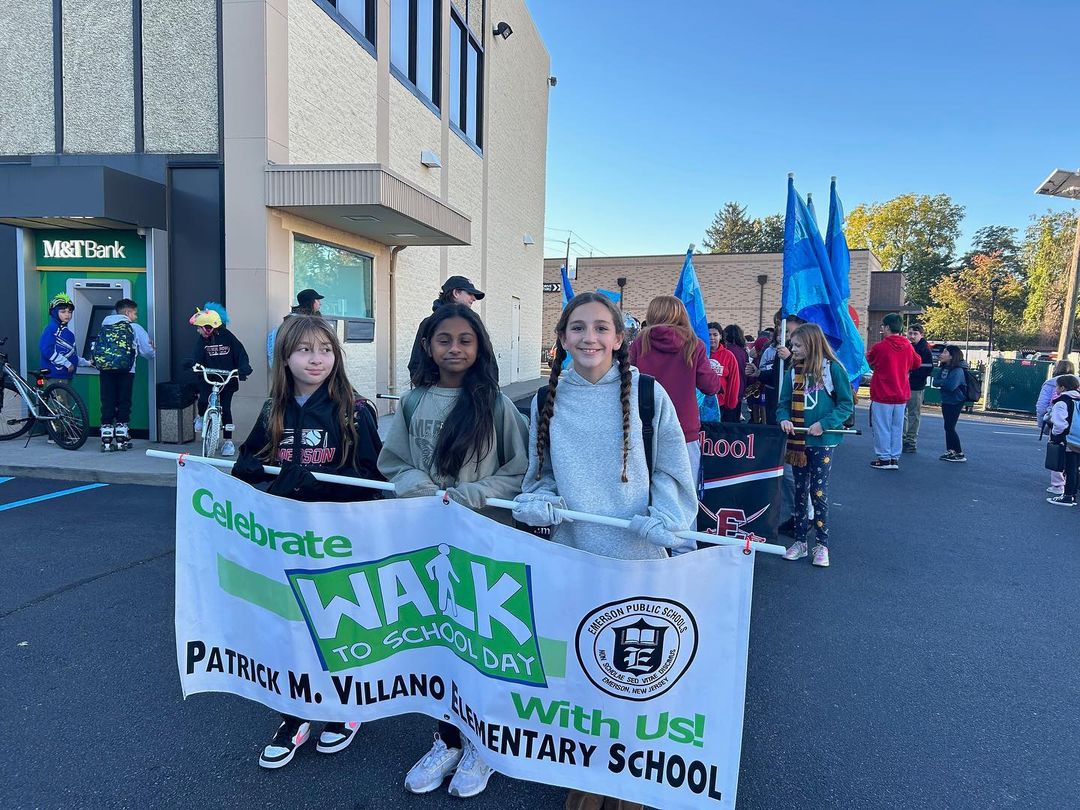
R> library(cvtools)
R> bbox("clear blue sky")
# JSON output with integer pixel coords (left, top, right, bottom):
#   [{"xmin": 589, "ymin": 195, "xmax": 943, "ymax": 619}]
[{"xmin": 528, "ymin": 0, "xmax": 1080, "ymax": 265}]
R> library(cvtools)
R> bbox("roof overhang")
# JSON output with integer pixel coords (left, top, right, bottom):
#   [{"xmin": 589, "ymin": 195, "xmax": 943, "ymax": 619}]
[
  {"xmin": 265, "ymin": 164, "xmax": 471, "ymax": 247},
  {"xmin": 0, "ymin": 164, "xmax": 166, "ymax": 230}
]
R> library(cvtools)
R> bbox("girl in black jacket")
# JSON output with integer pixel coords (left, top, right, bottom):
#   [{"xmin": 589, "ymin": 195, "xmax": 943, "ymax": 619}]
[
  {"xmin": 232, "ymin": 314, "xmax": 384, "ymax": 767},
  {"xmin": 191, "ymin": 302, "xmax": 253, "ymax": 456}
]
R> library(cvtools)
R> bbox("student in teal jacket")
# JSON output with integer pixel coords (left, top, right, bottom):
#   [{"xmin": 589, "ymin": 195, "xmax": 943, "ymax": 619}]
[{"xmin": 776, "ymin": 323, "xmax": 853, "ymax": 568}]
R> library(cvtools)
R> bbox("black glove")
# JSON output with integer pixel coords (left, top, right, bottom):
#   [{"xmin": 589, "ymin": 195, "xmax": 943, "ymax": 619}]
[
  {"xmin": 231, "ymin": 451, "xmax": 266, "ymax": 485},
  {"xmin": 268, "ymin": 465, "xmax": 319, "ymax": 499}
]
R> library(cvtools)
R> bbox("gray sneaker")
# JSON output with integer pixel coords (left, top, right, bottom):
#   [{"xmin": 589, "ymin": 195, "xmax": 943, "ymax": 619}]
[
  {"xmin": 448, "ymin": 739, "xmax": 495, "ymax": 798},
  {"xmin": 405, "ymin": 734, "xmax": 463, "ymax": 794},
  {"xmin": 783, "ymin": 540, "xmax": 808, "ymax": 561},
  {"xmin": 811, "ymin": 543, "xmax": 830, "ymax": 567}
]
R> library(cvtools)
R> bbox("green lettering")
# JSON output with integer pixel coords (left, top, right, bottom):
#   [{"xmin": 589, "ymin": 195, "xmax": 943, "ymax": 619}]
[
  {"xmin": 249, "ymin": 513, "xmax": 267, "ymax": 546},
  {"xmin": 303, "ymin": 530, "xmax": 325, "ymax": 560},
  {"xmin": 212, "ymin": 501, "xmax": 227, "ymax": 528},
  {"xmin": 275, "ymin": 530, "xmax": 305, "ymax": 555},
  {"xmin": 192, "ymin": 488, "xmax": 215, "ymax": 518},
  {"xmin": 235, "ymin": 512, "xmax": 249, "ymax": 539},
  {"xmin": 324, "ymin": 535, "xmax": 351, "ymax": 557}
]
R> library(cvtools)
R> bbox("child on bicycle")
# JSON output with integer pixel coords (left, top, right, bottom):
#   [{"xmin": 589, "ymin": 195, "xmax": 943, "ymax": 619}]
[
  {"xmin": 231, "ymin": 313, "xmax": 383, "ymax": 768},
  {"xmin": 190, "ymin": 303, "xmax": 252, "ymax": 457}
]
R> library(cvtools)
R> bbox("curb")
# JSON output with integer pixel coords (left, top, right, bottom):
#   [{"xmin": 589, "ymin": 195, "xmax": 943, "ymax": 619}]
[{"xmin": 0, "ymin": 462, "xmax": 177, "ymax": 488}]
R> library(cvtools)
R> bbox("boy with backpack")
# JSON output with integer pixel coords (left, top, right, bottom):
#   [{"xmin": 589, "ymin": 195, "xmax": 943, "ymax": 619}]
[
  {"xmin": 93, "ymin": 298, "xmax": 155, "ymax": 451},
  {"xmin": 1046, "ymin": 374, "xmax": 1080, "ymax": 506}
]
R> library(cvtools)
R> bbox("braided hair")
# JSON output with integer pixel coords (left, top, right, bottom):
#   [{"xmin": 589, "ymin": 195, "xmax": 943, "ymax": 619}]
[{"xmin": 534, "ymin": 292, "xmax": 633, "ymax": 483}]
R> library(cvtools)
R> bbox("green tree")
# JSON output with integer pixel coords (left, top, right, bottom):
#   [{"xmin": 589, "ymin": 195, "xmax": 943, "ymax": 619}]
[
  {"xmin": 1021, "ymin": 210, "xmax": 1080, "ymax": 346},
  {"xmin": 962, "ymin": 225, "xmax": 1022, "ymax": 277},
  {"xmin": 703, "ymin": 203, "xmax": 784, "ymax": 253},
  {"xmin": 922, "ymin": 254, "xmax": 1028, "ymax": 348},
  {"xmin": 703, "ymin": 202, "xmax": 756, "ymax": 252},
  {"xmin": 845, "ymin": 193, "xmax": 965, "ymax": 306}
]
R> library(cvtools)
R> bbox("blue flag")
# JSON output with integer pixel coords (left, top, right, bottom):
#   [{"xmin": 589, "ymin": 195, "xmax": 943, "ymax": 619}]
[
  {"xmin": 825, "ymin": 180, "xmax": 870, "ymax": 380},
  {"xmin": 596, "ymin": 289, "xmax": 621, "ymax": 303},
  {"xmin": 674, "ymin": 246, "xmax": 710, "ymax": 346},
  {"xmin": 783, "ymin": 177, "xmax": 843, "ymax": 343},
  {"xmin": 560, "ymin": 265, "xmax": 575, "ymax": 309}
]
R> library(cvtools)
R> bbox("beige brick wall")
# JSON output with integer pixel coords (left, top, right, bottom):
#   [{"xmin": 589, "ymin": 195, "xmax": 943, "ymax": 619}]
[
  {"xmin": 387, "ymin": 80, "xmax": 443, "ymax": 196},
  {"xmin": 0, "ymin": 1, "xmax": 55, "ymax": 153},
  {"xmin": 288, "ymin": 0, "xmax": 378, "ymax": 163},
  {"xmin": 543, "ymin": 250, "xmax": 883, "ymax": 351}
]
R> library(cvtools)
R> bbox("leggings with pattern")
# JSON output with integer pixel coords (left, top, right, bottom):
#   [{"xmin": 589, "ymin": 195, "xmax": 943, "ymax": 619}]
[{"xmin": 792, "ymin": 445, "xmax": 835, "ymax": 546}]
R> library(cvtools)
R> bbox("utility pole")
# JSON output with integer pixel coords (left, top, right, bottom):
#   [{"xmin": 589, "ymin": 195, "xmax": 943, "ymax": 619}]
[
  {"xmin": 987, "ymin": 277, "xmax": 1001, "ymax": 354},
  {"xmin": 1056, "ymin": 213, "xmax": 1080, "ymax": 359},
  {"xmin": 565, "ymin": 233, "xmax": 571, "ymax": 289}
]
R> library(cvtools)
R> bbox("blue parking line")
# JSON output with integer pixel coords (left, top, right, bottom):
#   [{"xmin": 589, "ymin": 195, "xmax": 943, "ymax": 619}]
[
  {"xmin": 0, "ymin": 482, "xmax": 109, "ymax": 512},
  {"xmin": 0, "ymin": 477, "xmax": 12, "ymax": 485}
]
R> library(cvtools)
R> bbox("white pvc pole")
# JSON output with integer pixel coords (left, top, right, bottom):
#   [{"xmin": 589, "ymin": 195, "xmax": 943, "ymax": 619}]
[
  {"xmin": 789, "ymin": 426, "xmax": 860, "ymax": 435},
  {"xmin": 147, "ymin": 450, "xmax": 784, "ymax": 555},
  {"xmin": 484, "ymin": 497, "xmax": 786, "ymax": 556},
  {"xmin": 144, "ymin": 449, "xmax": 397, "ymax": 492}
]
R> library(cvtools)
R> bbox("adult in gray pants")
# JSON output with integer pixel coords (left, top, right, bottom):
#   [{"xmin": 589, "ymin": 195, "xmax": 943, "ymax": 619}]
[{"xmin": 902, "ymin": 322, "xmax": 935, "ymax": 453}]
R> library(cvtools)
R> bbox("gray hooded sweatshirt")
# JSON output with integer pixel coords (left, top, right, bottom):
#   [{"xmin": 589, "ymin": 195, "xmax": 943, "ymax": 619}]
[
  {"xmin": 521, "ymin": 364, "xmax": 698, "ymax": 560},
  {"xmin": 377, "ymin": 385, "xmax": 529, "ymax": 524}
]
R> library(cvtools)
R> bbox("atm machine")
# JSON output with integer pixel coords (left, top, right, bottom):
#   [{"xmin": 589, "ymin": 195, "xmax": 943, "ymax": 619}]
[{"xmin": 67, "ymin": 279, "xmax": 131, "ymax": 371}]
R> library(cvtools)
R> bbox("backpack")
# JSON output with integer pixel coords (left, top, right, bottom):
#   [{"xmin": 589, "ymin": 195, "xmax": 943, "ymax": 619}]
[
  {"xmin": 535, "ymin": 374, "xmax": 657, "ymax": 480},
  {"xmin": 400, "ymin": 387, "xmax": 521, "ymax": 468},
  {"xmin": 962, "ymin": 367, "xmax": 981, "ymax": 403},
  {"xmin": 92, "ymin": 320, "xmax": 136, "ymax": 371},
  {"xmin": 1062, "ymin": 396, "xmax": 1080, "ymax": 449}
]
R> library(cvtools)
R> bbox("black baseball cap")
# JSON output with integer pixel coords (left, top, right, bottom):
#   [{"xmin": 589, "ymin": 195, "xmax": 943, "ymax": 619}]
[
  {"xmin": 297, "ymin": 288, "xmax": 324, "ymax": 306},
  {"xmin": 441, "ymin": 276, "xmax": 485, "ymax": 299}
]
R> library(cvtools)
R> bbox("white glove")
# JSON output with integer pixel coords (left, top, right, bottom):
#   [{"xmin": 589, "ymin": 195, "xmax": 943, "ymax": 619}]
[
  {"xmin": 629, "ymin": 514, "xmax": 695, "ymax": 552},
  {"xmin": 512, "ymin": 493, "xmax": 568, "ymax": 527}
]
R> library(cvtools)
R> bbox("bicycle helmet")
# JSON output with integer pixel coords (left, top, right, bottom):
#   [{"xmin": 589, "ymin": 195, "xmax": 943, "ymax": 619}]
[
  {"xmin": 189, "ymin": 301, "xmax": 229, "ymax": 330},
  {"xmin": 49, "ymin": 293, "xmax": 75, "ymax": 316}
]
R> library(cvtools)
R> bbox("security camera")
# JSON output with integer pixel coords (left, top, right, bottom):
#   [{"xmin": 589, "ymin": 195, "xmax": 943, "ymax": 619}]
[{"xmin": 548, "ymin": 76, "xmax": 558, "ymax": 87}]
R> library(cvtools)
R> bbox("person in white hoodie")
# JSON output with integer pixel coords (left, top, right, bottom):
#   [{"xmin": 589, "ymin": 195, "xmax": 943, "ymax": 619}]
[
  {"xmin": 1037, "ymin": 360, "xmax": 1075, "ymax": 496},
  {"xmin": 1046, "ymin": 374, "xmax": 1080, "ymax": 507},
  {"xmin": 512, "ymin": 292, "xmax": 698, "ymax": 810}
]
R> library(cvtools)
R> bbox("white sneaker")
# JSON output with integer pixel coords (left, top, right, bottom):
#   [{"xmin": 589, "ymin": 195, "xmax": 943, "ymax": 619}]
[
  {"xmin": 194, "ymin": 416, "xmax": 203, "ymax": 433},
  {"xmin": 783, "ymin": 540, "xmax": 808, "ymax": 561},
  {"xmin": 811, "ymin": 543, "xmax": 831, "ymax": 567},
  {"xmin": 1047, "ymin": 486, "xmax": 1064, "ymax": 495},
  {"xmin": 316, "ymin": 721, "xmax": 360, "ymax": 754},
  {"xmin": 405, "ymin": 734, "xmax": 463, "ymax": 794},
  {"xmin": 221, "ymin": 440, "xmax": 236, "ymax": 457},
  {"xmin": 448, "ymin": 738, "xmax": 494, "ymax": 798},
  {"xmin": 258, "ymin": 719, "xmax": 311, "ymax": 769}
]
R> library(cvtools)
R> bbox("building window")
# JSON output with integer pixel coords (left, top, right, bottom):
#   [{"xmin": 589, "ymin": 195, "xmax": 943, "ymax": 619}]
[
  {"xmin": 293, "ymin": 237, "xmax": 373, "ymax": 319},
  {"xmin": 449, "ymin": 10, "xmax": 483, "ymax": 148},
  {"xmin": 390, "ymin": 0, "xmax": 441, "ymax": 109},
  {"xmin": 323, "ymin": 0, "xmax": 376, "ymax": 48}
]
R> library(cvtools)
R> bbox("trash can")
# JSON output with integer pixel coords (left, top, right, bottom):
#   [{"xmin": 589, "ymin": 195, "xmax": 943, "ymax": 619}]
[{"xmin": 157, "ymin": 382, "xmax": 197, "ymax": 444}]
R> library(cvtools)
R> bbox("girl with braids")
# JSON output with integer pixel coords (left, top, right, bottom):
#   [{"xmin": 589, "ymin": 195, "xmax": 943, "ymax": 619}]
[
  {"xmin": 231, "ymin": 314, "xmax": 383, "ymax": 768},
  {"xmin": 628, "ymin": 296, "xmax": 722, "ymax": 484},
  {"xmin": 513, "ymin": 292, "xmax": 698, "ymax": 810},
  {"xmin": 378, "ymin": 303, "xmax": 528, "ymax": 798},
  {"xmin": 776, "ymin": 323, "xmax": 853, "ymax": 568}
]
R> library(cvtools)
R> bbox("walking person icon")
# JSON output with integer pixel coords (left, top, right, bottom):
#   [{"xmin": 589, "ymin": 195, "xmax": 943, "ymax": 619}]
[{"xmin": 425, "ymin": 543, "xmax": 460, "ymax": 617}]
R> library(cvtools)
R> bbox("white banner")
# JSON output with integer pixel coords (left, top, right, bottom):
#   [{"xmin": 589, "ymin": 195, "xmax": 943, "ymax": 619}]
[{"xmin": 175, "ymin": 462, "xmax": 754, "ymax": 808}]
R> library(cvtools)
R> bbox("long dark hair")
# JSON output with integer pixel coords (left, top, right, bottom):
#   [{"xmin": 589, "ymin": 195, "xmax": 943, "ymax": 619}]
[
  {"xmin": 941, "ymin": 344, "xmax": 964, "ymax": 369},
  {"xmin": 412, "ymin": 304, "xmax": 500, "ymax": 478},
  {"xmin": 536, "ymin": 292, "xmax": 634, "ymax": 483},
  {"xmin": 723, "ymin": 324, "xmax": 745, "ymax": 347}
]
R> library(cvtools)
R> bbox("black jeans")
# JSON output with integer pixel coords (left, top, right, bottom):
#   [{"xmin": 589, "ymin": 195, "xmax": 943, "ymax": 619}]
[
  {"xmin": 941, "ymin": 403, "xmax": 963, "ymax": 453},
  {"xmin": 99, "ymin": 371, "xmax": 134, "ymax": 424},
  {"xmin": 438, "ymin": 720, "xmax": 462, "ymax": 748},
  {"xmin": 1065, "ymin": 451, "xmax": 1080, "ymax": 499}
]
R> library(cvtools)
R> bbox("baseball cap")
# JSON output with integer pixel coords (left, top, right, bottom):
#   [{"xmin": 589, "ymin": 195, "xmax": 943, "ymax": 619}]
[
  {"xmin": 441, "ymin": 276, "xmax": 485, "ymax": 299},
  {"xmin": 297, "ymin": 288, "xmax": 324, "ymax": 306}
]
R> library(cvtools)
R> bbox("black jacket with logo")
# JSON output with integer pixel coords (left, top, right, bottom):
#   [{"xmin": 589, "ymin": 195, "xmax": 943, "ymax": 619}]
[
  {"xmin": 909, "ymin": 338, "xmax": 934, "ymax": 391},
  {"xmin": 234, "ymin": 382, "xmax": 384, "ymax": 502},
  {"xmin": 194, "ymin": 327, "xmax": 253, "ymax": 386}
]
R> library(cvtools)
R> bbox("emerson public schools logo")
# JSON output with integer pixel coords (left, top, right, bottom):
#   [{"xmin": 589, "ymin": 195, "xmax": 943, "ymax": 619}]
[{"xmin": 575, "ymin": 597, "xmax": 698, "ymax": 701}]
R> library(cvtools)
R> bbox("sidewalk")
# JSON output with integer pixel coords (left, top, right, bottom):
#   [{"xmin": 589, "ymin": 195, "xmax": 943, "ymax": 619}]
[{"xmin": 0, "ymin": 377, "xmax": 547, "ymax": 488}]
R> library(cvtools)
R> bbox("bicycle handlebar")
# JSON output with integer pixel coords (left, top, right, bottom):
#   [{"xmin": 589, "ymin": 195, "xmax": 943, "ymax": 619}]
[{"xmin": 192, "ymin": 364, "xmax": 240, "ymax": 387}]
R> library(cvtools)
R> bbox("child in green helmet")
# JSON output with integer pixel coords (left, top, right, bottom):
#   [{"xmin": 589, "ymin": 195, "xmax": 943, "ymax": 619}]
[{"xmin": 39, "ymin": 293, "xmax": 88, "ymax": 380}]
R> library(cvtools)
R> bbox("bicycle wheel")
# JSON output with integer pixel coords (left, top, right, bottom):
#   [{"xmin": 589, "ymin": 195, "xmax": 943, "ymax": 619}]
[
  {"xmin": 42, "ymin": 383, "xmax": 90, "ymax": 450},
  {"xmin": 0, "ymin": 377, "xmax": 34, "ymax": 440},
  {"xmin": 202, "ymin": 409, "xmax": 221, "ymax": 458}
]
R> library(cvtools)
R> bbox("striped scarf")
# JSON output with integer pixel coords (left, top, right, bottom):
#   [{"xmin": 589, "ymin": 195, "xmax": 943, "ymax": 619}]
[{"xmin": 785, "ymin": 365, "xmax": 808, "ymax": 467}]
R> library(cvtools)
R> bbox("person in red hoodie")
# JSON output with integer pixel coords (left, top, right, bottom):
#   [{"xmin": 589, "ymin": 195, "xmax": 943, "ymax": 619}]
[
  {"xmin": 707, "ymin": 322, "xmax": 740, "ymax": 415},
  {"xmin": 629, "ymin": 296, "xmax": 722, "ymax": 484},
  {"xmin": 866, "ymin": 312, "xmax": 920, "ymax": 470}
]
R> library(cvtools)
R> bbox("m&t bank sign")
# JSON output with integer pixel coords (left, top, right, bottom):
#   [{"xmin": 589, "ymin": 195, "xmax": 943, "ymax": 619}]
[{"xmin": 35, "ymin": 230, "xmax": 146, "ymax": 268}]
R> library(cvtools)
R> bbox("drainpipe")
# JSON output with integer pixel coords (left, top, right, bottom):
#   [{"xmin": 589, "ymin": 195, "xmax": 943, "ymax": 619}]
[{"xmin": 387, "ymin": 245, "xmax": 407, "ymax": 413}]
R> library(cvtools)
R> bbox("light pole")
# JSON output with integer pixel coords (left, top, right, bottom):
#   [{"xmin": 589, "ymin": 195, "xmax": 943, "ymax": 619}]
[
  {"xmin": 987, "ymin": 274, "xmax": 1003, "ymax": 354},
  {"xmin": 616, "ymin": 277, "xmax": 626, "ymax": 308},
  {"xmin": 1035, "ymin": 169, "xmax": 1080, "ymax": 358}
]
